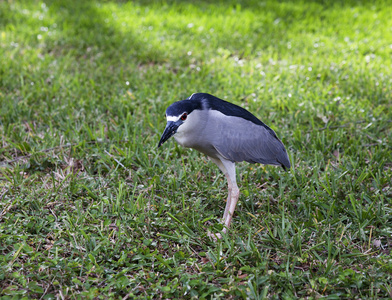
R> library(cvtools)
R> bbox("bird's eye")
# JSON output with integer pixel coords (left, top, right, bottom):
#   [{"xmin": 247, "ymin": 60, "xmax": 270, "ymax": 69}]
[{"xmin": 180, "ymin": 113, "xmax": 187, "ymax": 121}]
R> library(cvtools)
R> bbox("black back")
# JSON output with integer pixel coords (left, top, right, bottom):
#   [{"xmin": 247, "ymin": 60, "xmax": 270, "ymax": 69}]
[{"xmin": 187, "ymin": 93, "xmax": 277, "ymax": 137}]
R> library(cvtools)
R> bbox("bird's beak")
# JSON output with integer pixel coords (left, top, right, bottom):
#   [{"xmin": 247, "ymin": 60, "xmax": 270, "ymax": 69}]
[{"xmin": 158, "ymin": 121, "xmax": 179, "ymax": 148}]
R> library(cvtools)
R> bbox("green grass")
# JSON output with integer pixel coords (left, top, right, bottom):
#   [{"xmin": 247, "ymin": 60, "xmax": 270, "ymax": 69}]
[{"xmin": 1, "ymin": 0, "xmax": 392, "ymax": 298}]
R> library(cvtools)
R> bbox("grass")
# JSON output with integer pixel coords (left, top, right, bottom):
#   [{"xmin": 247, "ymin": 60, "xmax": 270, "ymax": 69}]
[{"xmin": 1, "ymin": 0, "xmax": 392, "ymax": 298}]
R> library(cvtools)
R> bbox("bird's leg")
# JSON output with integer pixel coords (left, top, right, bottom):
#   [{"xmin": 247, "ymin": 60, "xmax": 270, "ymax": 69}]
[
  {"xmin": 222, "ymin": 172, "xmax": 233, "ymax": 223},
  {"xmin": 219, "ymin": 159, "xmax": 239, "ymax": 231},
  {"xmin": 207, "ymin": 157, "xmax": 238, "ymax": 238},
  {"xmin": 222, "ymin": 178, "xmax": 232, "ymax": 221},
  {"xmin": 223, "ymin": 180, "xmax": 239, "ymax": 231},
  {"xmin": 208, "ymin": 157, "xmax": 231, "ymax": 223}
]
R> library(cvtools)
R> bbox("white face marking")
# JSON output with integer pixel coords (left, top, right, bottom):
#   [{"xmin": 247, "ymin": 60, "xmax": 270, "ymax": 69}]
[
  {"xmin": 166, "ymin": 110, "xmax": 188, "ymax": 122},
  {"xmin": 188, "ymin": 93, "xmax": 196, "ymax": 100},
  {"xmin": 166, "ymin": 115, "xmax": 181, "ymax": 122}
]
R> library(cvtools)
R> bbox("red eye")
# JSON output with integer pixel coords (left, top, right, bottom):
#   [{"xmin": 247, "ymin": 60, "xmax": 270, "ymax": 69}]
[{"xmin": 180, "ymin": 113, "xmax": 187, "ymax": 121}]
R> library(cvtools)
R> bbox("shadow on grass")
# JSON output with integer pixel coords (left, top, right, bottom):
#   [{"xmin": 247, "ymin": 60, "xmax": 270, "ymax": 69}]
[
  {"xmin": 131, "ymin": 0, "xmax": 374, "ymax": 9},
  {"xmin": 43, "ymin": 0, "xmax": 167, "ymax": 64},
  {"xmin": 1, "ymin": 0, "xmax": 378, "ymax": 67}
]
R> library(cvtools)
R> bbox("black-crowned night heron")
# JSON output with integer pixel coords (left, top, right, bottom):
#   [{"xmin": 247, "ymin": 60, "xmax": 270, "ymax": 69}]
[{"xmin": 158, "ymin": 93, "xmax": 290, "ymax": 238}]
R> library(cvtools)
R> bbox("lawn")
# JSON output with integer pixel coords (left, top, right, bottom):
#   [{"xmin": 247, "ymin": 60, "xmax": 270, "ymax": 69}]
[{"xmin": 1, "ymin": 0, "xmax": 392, "ymax": 298}]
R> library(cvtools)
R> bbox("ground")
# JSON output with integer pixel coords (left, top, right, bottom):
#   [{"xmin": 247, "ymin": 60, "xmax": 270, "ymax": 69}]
[{"xmin": 0, "ymin": 0, "xmax": 392, "ymax": 298}]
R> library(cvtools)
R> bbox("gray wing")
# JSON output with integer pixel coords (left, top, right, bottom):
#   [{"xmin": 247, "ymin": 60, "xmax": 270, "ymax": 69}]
[{"xmin": 205, "ymin": 114, "xmax": 290, "ymax": 168}]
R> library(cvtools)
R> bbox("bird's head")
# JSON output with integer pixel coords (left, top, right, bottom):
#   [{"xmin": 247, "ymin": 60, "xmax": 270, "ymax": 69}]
[{"xmin": 158, "ymin": 94, "xmax": 204, "ymax": 148}]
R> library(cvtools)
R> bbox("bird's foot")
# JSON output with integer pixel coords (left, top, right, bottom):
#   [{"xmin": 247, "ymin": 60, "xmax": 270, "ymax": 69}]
[
  {"xmin": 207, "ymin": 231, "xmax": 222, "ymax": 241},
  {"xmin": 207, "ymin": 228, "xmax": 227, "ymax": 241}
]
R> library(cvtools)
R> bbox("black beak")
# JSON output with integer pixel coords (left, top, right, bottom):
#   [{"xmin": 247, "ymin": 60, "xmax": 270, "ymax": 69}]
[{"xmin": 158, "ymin": 121, "xmax": 179, "ymax": 148}]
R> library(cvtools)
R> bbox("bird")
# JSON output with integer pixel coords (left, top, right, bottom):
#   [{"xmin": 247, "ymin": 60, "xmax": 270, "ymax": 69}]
[{"xmin": 158, "ymin": 93, "xmax": 290, "ymax": 238}]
